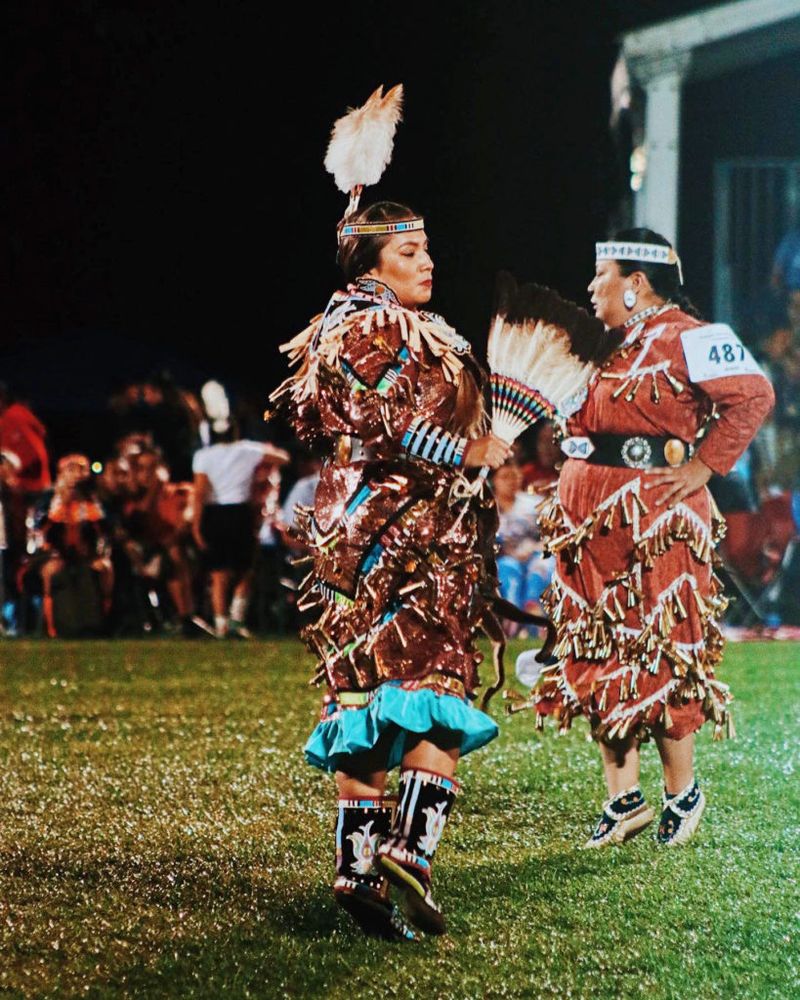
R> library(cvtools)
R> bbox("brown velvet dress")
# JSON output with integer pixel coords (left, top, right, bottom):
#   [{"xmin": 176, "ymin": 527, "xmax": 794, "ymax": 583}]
[{"xmin": 272, "ymin": 277, "xmax": 500, "ymax": 771}]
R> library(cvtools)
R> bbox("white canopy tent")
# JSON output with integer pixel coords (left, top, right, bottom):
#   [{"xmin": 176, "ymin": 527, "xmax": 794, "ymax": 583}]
[{"xmin": 619, "ymin": 0, "xmax": 800, "ymax": 245}]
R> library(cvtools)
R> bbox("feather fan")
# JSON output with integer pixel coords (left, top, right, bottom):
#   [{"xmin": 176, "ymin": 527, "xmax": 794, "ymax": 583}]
[
  {"xmin": 486, "ymin": 272, "xmax": 610, "ymax": 447},
  {"xmin": 448, "ymin": 275, "xmax": 610, "ymax": 509},
  {"xmin": 324, "ymin": 84, "xmax": 404, "ymax": 195}
]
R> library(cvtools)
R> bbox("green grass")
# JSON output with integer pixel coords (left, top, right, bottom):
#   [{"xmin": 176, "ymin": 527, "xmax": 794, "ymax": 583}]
[{"xmin": 0, "ymin": 639, "xmax": 798, "ymax": 999}]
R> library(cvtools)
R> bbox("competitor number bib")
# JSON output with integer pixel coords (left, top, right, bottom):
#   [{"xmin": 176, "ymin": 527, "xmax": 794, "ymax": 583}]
[{"xmin": 680, "ymin": 324, "xmax": 764, "ymax": 383}]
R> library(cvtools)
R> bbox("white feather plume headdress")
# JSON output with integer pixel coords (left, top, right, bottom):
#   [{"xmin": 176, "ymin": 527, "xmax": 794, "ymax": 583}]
[
  {"xmin": 324, "ymin": 84, "xmax": 422, "ymax": 237},
  {"xmin": 325, "ymin": 84, "xmax": 403, "ymax": 199}
]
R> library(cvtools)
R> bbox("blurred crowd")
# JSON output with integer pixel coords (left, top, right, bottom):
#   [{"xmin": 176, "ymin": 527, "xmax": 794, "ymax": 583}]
[
  {"xmin": 0, "ymin": 376, "xmax": 320, "ymax": 639},
  {"xmin": 3, "ymin": 242, "xmax": 800, "ymax": 640}
]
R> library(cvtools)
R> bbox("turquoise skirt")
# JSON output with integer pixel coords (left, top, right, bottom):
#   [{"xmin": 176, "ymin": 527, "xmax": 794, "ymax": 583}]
[{"xmin": 304, "ymin": 681, "xmax": 499, "ymax": 773}]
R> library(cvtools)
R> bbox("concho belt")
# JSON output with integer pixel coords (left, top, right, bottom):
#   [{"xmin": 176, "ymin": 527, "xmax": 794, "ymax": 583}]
[{"xmin": 561, "ymin": 433, "xmax": 693, "ymax": 469}]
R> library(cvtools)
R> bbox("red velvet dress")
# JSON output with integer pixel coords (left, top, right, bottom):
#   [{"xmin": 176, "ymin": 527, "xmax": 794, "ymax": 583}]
[{"xmin": 533, "ymin": 306, "xmax": 774, "ymax": 742}]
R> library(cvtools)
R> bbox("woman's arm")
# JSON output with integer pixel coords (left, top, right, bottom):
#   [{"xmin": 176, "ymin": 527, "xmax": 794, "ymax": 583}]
[
  {"xmin": 692, "ymin": 374, "xmax": 775, "ymax": 478},
  {"xmin": 646, "ymin": 369, "xmax": 775, "ymax": 508},
  {"xmin": 191, "ymin": 472, "xmax": 210, "ymax": 550},
  {"xmin": 330, "ymin": 315, "xmax": 509, "ymax": 469}
]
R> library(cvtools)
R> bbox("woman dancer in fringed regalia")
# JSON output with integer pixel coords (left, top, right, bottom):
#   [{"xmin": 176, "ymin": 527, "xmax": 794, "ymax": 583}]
[
  {"xmin": 270, "ymin": 86, "xmax": 511, "ymax": 939},
  {"xmin": 522, "ymin": 229, "xmax": 774, "ymax": 847}
]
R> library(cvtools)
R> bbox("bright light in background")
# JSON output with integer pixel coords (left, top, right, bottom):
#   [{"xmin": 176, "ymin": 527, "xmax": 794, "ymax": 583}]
[
  {"xmin": 610, "ymin": 54, "xmax": 631, "ymax": 128},
  {"xmin": 630, "ymin": 145, "xmax": 647, "ymax": 192},
  {"xmin": 91, "ymin": 461, "xmax": 103, "ymax": 474}
]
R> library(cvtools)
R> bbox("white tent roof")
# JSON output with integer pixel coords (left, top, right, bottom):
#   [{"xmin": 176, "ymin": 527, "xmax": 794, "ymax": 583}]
[{"xmin": 623, "ymin": 0, "xmax": 800, "ymax": 82}]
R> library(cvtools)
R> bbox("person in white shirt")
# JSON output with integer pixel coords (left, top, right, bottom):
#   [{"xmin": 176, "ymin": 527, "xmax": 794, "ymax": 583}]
[{"xmin": 192, "ymin": 426, "xmax": 288, "ymax": 637}]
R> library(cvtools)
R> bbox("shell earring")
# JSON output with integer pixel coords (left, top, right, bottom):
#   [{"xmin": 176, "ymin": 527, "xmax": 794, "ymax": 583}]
[{"xmin": 623, "ymin": 288, "xmax": 637, "ymax": 310}]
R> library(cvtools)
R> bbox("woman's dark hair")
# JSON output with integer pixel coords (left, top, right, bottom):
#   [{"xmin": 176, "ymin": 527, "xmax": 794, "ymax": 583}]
[
  {"xmin": 337, "ymin": 201, "xmax": 420, "ymax": 283},
  {"xmin": 613, "ymin": 227, "xmax": 702, "ymax": 319}
]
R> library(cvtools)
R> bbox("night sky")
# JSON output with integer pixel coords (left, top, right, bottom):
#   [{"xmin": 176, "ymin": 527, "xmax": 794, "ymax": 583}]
[{"xmin": 5, "ymin": 1, "xmax": 731, "ymax": 454}]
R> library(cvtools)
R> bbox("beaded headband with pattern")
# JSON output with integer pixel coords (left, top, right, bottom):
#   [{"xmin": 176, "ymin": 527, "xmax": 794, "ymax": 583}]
[
  {"xmin": 340, "ymin": 217, "xmax": 425, "ymax": 239},
  {"xmin": 596, "ymin": 240, "xmax": 683, "ymax": 285}
]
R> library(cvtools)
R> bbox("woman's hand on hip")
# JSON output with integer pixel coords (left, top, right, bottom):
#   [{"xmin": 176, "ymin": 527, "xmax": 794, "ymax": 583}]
[
  {"xmin": 463, "ymin": 434, "xmax": 513, "ymax": 470},
  {"xmin": 643, "ymin": 455, "xmax": 713, "ymax": 508}
]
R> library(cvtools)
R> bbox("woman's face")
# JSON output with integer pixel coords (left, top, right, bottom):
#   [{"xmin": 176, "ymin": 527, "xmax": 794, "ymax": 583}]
[
  {"xmin": 588, "ymin": 259, "xmax": 632, "ymax": 329},
  {"xmin": 368, "ymin": 231, "xmax": 433, "ymax": 309}
]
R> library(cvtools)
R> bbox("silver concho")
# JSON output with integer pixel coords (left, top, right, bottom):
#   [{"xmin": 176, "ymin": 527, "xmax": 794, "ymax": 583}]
[{"xmin": 621, "ymin": 436, "xmax": 652, "ymax": 469}]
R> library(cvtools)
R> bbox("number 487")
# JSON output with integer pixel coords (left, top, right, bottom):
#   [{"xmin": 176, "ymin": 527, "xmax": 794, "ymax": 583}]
[{"xmin": 709, "ymin": 343, "xmax": 744, "ymax": 363}]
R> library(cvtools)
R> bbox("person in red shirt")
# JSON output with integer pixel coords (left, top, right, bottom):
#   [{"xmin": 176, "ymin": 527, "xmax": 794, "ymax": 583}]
[
  {"xmin": 0, "ymin": 387, "xmax": 51, "ymax": 494},
  {"xmin": 0, "ymin": 387, "xmax": 52, "ymax": 615},
  {"xmin": 520, "ymin": 420, "xmax": 560, "ymax": 491}
]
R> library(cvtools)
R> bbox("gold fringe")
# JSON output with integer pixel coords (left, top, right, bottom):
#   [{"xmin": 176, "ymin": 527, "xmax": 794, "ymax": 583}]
[
  {"xmin": 625, "ymin": 376, "xmax": 644, "ymax": 402},
  {"xmin": 612, "ymin": 378, "xmax": 631, "ymax": 400},
  {"xmin": 665, "ymin": 371, "xmax": 684, "ymax": 395},
  {"xmin": 650, "ymin": 372, "xmax": 660, "ymax": 403}
]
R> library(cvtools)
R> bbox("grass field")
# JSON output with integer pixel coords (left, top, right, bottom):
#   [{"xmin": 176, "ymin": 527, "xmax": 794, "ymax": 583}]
[{"xmin": 0, "ymin": 638, "xmax": 798, "ymax": 999}]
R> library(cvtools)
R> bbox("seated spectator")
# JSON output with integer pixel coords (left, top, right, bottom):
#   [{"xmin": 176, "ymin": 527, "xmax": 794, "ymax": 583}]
[
  {"xmin": 248, "ymin": 450, "xmax": 310, "ymax": 635},
  {"xmin": 759, "ymin": 290, "xmax": 800, "ymax": 489},
  {"xmin": 109, "ymin": 372, "xmax": 202, "ymax": 481},
  {"xmin": 492, "ymin": 459, "xmax": 554, "ymax": 634},
  {"xmin": 771, "ymin": 226, "xmax": 800, "ymax": 298},
  {"xmin": 22, "ymin": 454, "xmax": 112, "ymax": 637},
  {"xmin": 520, "ymin": 420, "xmax": 560, "ymax": 490},
  {"xmin": 95, "ymin": 454, "xmax": 153, "ymax": 634},
  {"xmin": 255, "ymin": 454, "xmax": 322, "ymax": 633},
  {"xmin": 122, "ymin": 445, "xmax": 210, "ymax": 637},
  {"xmin": 709, "ymin": 449, "xmax": 762, "ymax": 583},
  {"xmin": 192, "ymin": 385, "xmax": 289, "ymax": 638}
]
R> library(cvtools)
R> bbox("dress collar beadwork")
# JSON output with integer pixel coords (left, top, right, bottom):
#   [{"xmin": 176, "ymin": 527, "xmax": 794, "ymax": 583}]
[
  {"xmin": 621, "ymin": 302, "xmax": 675, "ymax": 345},
  {"xmin": 623, "ymin": 302, "xmax": 673, "ymax": 329},
  {"xmin": 350, "ymin": 277, "xmax": 402, "ymax": 308}
]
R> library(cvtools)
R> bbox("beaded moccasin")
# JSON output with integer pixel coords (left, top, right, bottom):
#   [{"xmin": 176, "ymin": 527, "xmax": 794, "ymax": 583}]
[
  {"xmin": 583, "ymin": 786, "xmax": 655, "ymax": 848},
  {"xmin": 656, "ymin": 780, "xmax": 706, "ymax": 847}
]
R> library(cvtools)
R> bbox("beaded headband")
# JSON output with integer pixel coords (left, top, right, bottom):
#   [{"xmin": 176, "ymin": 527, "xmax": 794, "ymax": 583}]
[
  {"xmin": 340, "ymin": 217, "xmax": 425, "ymax": 239},
  {"xmin": 596, "ymin": 241, "xmax": 683, "ymax": 285}
]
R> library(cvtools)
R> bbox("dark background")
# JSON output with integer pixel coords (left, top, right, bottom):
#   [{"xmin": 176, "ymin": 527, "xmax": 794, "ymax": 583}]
[{"xmin": 3, "ymin": 1, "xmax": 750, "ymax": 458}]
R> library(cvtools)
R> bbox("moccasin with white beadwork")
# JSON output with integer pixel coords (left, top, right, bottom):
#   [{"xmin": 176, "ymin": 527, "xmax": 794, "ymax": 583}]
[
  {"xmin": 656, "ymin": 780, "xmax": 705, "ymax": 847},
  {"xmin": 376, "ymin": 768, "xmax": 458, "ymax": 935},
  {"xmin": 334, "ymin": 879, "xmax": 417, "ymax": 941},
  {"xmin": 583, "ymin": 785, "xmax": 655, "ymax": 849}
]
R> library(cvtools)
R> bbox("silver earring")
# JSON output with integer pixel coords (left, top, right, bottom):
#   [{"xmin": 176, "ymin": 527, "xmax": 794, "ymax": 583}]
[{"xmin": 623, "ymin": 288, "xmax": 637, "ymax": 310}]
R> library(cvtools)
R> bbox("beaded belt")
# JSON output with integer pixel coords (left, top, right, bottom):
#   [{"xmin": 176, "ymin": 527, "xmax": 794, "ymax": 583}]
[
  {"xmin": 561, "ymin": 433, "xmax": 693, "ymax": 469},
  {"xmin": 337, "ymin": 673, "xmax": 467, "ymax": 707},
  {"xmin": 333, "ymin": 435, "xmax": 376, "ymax": 465}
]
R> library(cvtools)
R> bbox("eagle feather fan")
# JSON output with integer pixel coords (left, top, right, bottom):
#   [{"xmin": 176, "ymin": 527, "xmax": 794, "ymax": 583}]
[{"xmin": 485, "ymin": 273, "xmax": 610, "ymax": 446}]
